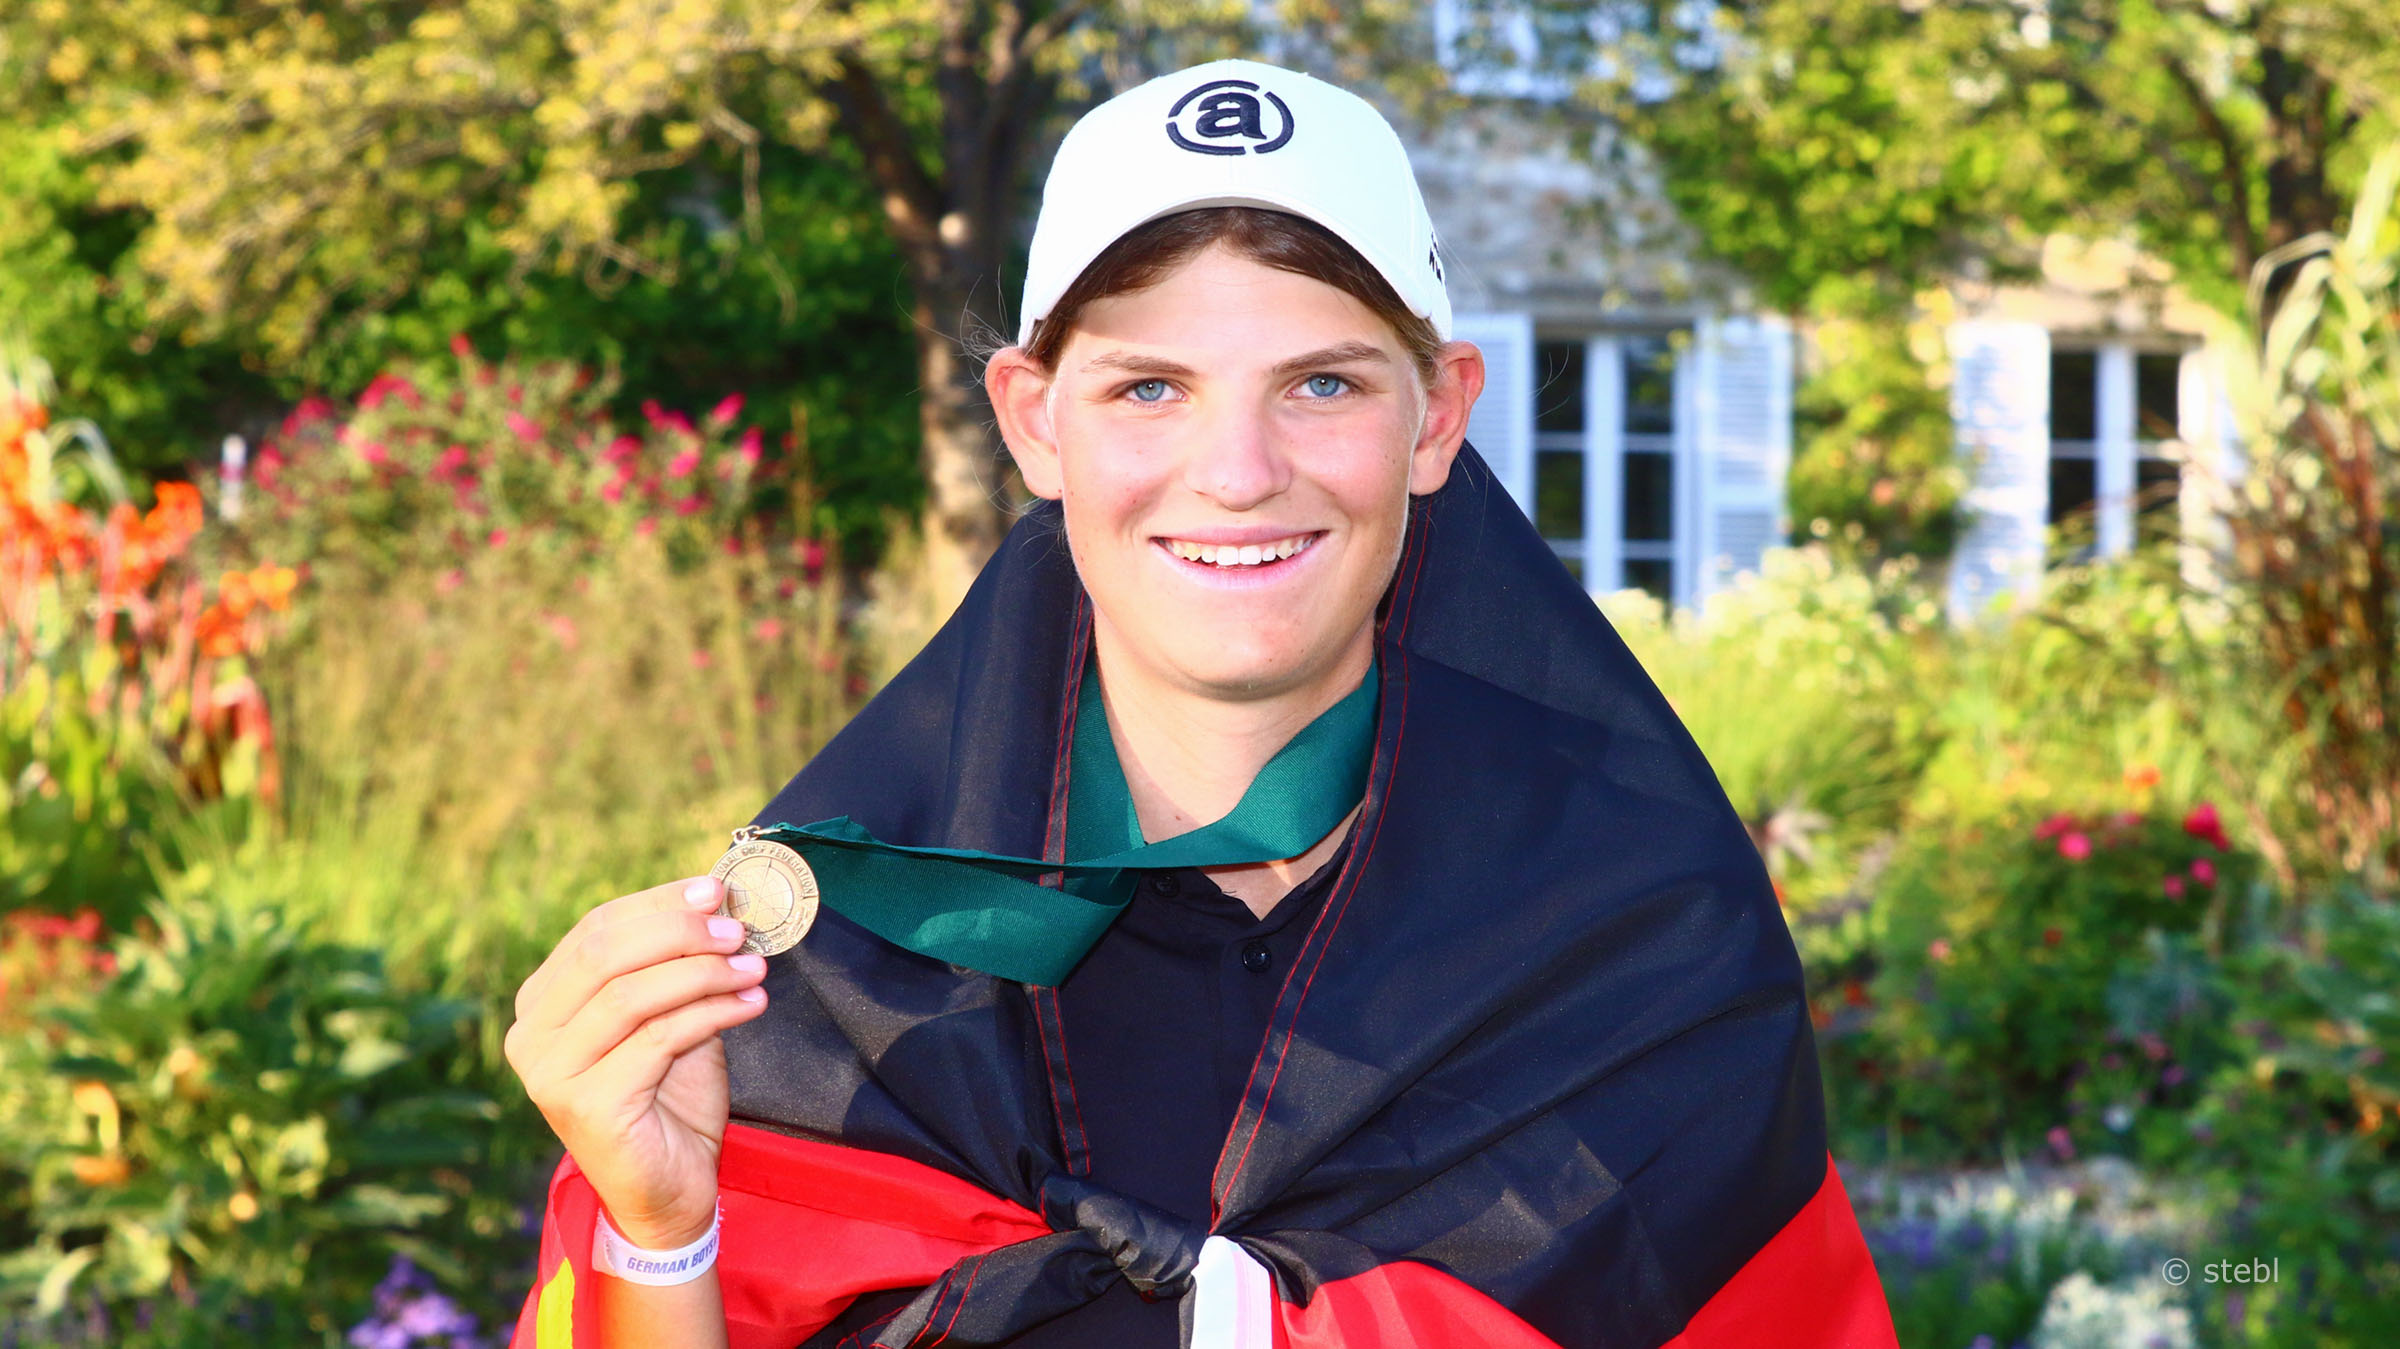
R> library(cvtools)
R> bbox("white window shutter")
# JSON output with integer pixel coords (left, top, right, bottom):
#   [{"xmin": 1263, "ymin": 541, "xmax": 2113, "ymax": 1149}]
[
  {"xmin": 1946, "ymin": 320, "xmax": 2052, "ymax": 619},
  {"xmin": 1452, "ymin": 311, "xmax": 1536, "ymax": 518},
  {"xmin": 1692, "ymin": 314, "xmax": 1793, "ymax": 604}
]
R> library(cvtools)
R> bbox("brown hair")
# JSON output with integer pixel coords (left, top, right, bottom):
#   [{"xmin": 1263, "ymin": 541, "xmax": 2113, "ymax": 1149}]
[{"xmin": 1022, "ymin": 208, "xmax": 1444, "ymax": 386}]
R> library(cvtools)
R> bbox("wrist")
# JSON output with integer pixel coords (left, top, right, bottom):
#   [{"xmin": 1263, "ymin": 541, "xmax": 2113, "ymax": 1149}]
[
  {"xmin": 595, "ymin": 1199, "xmax": 722, "ymax": 1285},
  {"xmin": 604, "ymin": 1199, "xmax": 720, "ymax": 1254}
]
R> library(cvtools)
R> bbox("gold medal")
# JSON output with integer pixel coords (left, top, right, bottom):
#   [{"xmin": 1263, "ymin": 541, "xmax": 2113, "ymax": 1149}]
[{"xmin": 709, "ymin": 828, "xmax": 819, "ymax": 957}]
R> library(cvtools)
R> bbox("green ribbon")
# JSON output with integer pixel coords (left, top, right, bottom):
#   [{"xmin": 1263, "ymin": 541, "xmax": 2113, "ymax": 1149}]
[{"xmin": 753, "ymin": 659, "xmax": 1378, "ymax": 985}]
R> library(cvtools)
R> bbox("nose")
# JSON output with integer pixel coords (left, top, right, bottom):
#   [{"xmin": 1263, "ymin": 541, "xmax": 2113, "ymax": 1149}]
[{"xmin": 1180, "ymin": 395, "xmax": 1291, "ymax": 511}]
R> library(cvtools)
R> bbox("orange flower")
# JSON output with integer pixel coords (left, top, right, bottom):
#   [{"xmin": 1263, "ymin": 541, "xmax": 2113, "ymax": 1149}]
[
  {"xmin": 70, "ymin": 1155, "xmax": 130, "ymax": 1187},
  {"xmin": 249, "ymin": 564, "xmax": 298, "ymax": 611},
  {"xmin": 2123, "ymin": 762, "xmax": 2162, "ymax": 792},
  {"xmin": 195, "ymin": 602, "xmax": 244, "ymax": 658}
]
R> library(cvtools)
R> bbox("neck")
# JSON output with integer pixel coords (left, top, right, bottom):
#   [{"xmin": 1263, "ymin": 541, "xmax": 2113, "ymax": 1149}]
[{"xmin": 1090, "ymin": 621, "xmax": 1372, "ymax": 916}]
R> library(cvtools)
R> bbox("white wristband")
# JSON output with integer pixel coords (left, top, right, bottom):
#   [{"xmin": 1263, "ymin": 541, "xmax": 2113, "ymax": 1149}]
[{"xmin": 592, "ymin": 1201, "xmax": 722, "ymax": 1285}]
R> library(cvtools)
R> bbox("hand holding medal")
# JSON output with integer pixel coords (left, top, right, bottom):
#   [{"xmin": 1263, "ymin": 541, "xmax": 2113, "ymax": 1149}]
[{"xmin": 502, "ymin": 872, "xmax": 772, "ymax": 1255}]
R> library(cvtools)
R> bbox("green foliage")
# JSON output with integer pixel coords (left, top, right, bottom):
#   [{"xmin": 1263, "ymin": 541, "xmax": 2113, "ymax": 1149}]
[
  {"xmin": 2182, "ymin": 881, "xmax": 2400, "ymax": 1345},
  {"xmin": 0, "ymin": 895, "xmax": 511, "ymax": 1338},
  {"xmin": 1605, "ymin": 546, "xmax": 1948, "ymax": 908},
  {"xmin": 0, "ymin": 664, "xmax": 186, "ymax": 932},
  {"xmin": 228, "ymin": 343, "xmax": 814, "ymax": 591},
  {"xmin": 2203, "ymin": 140, "xmax": 2400, "ymax": 884},
  {"xmin": 1786, "ymin": 317, "xmax": 1965, "ymax": 564},
  {"xmin": 1576, "ymin": 0, "xmax": 2400, "ymax": 320},
  {"xmin": 1859, "ymin": 800, "xmax": 2243, "ymax": 1161}
]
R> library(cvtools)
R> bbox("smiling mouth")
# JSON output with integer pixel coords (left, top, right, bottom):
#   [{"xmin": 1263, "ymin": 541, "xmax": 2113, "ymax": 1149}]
[{"xmin": 1157, "ymin": 533, "xmax": 1322, "ymax": 568}]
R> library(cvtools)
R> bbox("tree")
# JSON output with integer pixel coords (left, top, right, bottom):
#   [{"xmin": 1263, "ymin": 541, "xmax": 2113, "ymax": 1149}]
[
  {"xmin": 1519, "ymin": 0, "xmax": 2400, "ymax": 320},
  {"xmin": 1, "ymin": 0, "xmax": 1304, "ymax": 604}
]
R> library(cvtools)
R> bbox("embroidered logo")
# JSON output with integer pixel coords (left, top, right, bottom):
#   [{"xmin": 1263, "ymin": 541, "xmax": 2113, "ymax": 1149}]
[{"xmin": 1165, "ymin": 79, "xmax": 1295, "ymax": 156}]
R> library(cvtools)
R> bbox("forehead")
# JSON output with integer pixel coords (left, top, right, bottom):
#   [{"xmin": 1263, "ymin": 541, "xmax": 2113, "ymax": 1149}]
[{"xmin": 1056, "ymin": 244, "xmax": 1401, "ymax": 371}]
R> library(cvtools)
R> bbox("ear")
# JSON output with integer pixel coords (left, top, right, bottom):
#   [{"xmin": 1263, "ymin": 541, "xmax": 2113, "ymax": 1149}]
[
  {"xmin": 1407, "ymin": 340, "xmax": 1487, "ymax": 496},
  {"xmin": 987, "ymin": 346, "xmax": 1063, "ymax": 501}
]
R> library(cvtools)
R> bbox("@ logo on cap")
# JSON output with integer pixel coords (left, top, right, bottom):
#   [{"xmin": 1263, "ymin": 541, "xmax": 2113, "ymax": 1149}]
[{"xmin": 1165, "ymin": 78, "xmax": 1294, "ymax": 156}]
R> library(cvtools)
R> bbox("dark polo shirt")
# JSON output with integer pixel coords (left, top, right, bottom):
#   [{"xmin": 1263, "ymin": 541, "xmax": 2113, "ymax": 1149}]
[{"xmin": 1007, "ymin": 843, "xmax": 1351, "ymax": 1347}]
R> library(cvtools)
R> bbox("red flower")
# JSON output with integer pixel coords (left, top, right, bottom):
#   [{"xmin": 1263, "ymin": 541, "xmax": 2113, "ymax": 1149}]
[
  {"xmin": 450, "ymin": 333, "xmax": 477, "ymax": 359},
  {"xmin": 2183, "ymin": 802, "xmax": 2231, "ymax": 851},
  {"xmin": 2042, "ymin": 926, "xmax": 2063, "ymax": 947},
  {"xmin": 675, "ymin": 493, "xmax": 705, "ymax": 517},
  {"xmin": 2056, "ymin": 831, "xmax": 2092, "ymax": 861}
]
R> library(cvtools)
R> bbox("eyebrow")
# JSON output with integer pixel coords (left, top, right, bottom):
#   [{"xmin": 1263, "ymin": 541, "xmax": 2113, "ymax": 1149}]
[{"xmin": 1077, "ymin": 341, "xmax": 1395, "ymax": 382}]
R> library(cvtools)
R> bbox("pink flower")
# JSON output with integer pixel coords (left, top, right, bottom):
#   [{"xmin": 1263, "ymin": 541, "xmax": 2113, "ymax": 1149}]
[
  {"xmin": 2161, "ymin": 1064, "xmax": 2186, "ymax": 1087},
  {"xmin": 543, "ymin": 613, "xmax": 579, "ymax": 649},
  {"xmin": 636, "ymin": 517, "xmax": 658, "ymax": 537},
  {"xmin": 600, "ymin": 479, "xmax": 626, "ymax": 504},
  {"xmin": 753, "ymin": 617, "xmax": 784, "ymax": 644},
  {"xmin": 506, "ymin": 411, "xmax": 541, "ymax": 443},
  {"xmin": 2163, "ymin": 875, "xmax": 2187, "ymax": 900},
  {"xmin": 358, "ymin": 373, "xmax": 419, "ymax": 411},
  {"xmin": 674, "ymin": 493, "xmax": 706, "ymax": 517},
  {"xmin": 691, "ymin": 648, "xmax": 714, "ymax": 670},
  {"xmin": 2034, "ymin": 812, "xmax": 2077, "ymax": 841},
  {"xmin": 709, "ymin": 393, "xmax": 745, "ymax": 426},
  {"xmin": 2057, "ymin": 831, "xmax": 2093, "ymax": 861},
  {"xmin": 738, "ymin": 426, "xmax": 763, "ymax": 465},
  {"xmin": 604, "ymin": 435, "xmax": 642, "ymax": 464},
  {"xmin": 2047, "ymin": 1125, "xmax": 2075, "ymax": 1161},
  {"xmin": 2183, "ymin": 802, "xmax": 2230, "ymax": 850},
  {"xmin": 358, "ymin": 441, "xmax": 390, "ymax": 466},
  {"xmin": 488, "ymin": 528, "xmax": 509, "ymax": 549},
  {"xmin": 799, "ymin": 539, "xmax": 826, "ymax": 572},
  {"xmin": 449, "ymin": 333, "xmax": 476, "ymax": 360},
  {"xmin": 2189, "ymin": 857, "xmax": 2217, "ymax": 886},
  {"xmin": 1927, "ymin": 938, "xmax": 1953, "ymax": 963},
  {"xmin": 667, "ymin": 449, "xmax": 701, "ymax": 479},
  {"xmin": 436, "ymin": 568, "xmax": 465, "ymax": 593},
  {"xmin": 644, "ymin": 401, "xmax": 696, "ymax": 436}
]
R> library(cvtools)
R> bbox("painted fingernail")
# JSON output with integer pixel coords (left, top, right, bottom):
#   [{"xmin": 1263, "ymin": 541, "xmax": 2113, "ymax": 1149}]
[
  {"xmin": 685, "ymin": 878, "xmax": 719, "ymax": 907},
  {"xmin": 735, "ymin": 986, "xmax": 767, "ymax": 1003},
  {"xmin": 707, "ymin": 917, "xmax": 744, "ymax": 941},
  {"xmin": 728, "ymin": 953, "xmax": 766, "ymax": 974}
]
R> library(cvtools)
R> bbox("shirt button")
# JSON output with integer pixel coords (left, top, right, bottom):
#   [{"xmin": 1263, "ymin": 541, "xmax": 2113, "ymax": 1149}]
[
  {"xmin": 1147, "ymin": 872, "xmax": 1181, "ymax": 897},
  {"xmin": 1238, "ymin": 939, "xmax": 1273, "ymax": 973}
]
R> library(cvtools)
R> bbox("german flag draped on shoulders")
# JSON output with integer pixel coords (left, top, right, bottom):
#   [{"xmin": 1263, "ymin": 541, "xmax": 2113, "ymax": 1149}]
[{"xmin": 509, "ymin": 434, "xmax": 1898, "ymax": 1348}]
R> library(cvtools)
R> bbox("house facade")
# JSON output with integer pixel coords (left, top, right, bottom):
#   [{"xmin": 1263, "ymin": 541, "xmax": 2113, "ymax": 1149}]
[{"xmin": 1391, "ymin": 102, "xmax": 2238, "ymax": 618}]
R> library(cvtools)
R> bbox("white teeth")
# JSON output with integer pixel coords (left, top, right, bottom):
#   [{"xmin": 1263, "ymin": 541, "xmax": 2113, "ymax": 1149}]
[{"xmin": 1164, "ymin": 533, "xmax": 1316, "ymax": 567}]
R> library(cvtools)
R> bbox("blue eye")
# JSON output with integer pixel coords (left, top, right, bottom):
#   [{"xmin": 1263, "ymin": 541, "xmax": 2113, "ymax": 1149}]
[
  {"xmin": 1128, "ymin": 380, "xmax": 1172, "ymax": 403},
  {"xmin": 1301, "ymin": 374, "xmax": 1349, "ymax": 398}
]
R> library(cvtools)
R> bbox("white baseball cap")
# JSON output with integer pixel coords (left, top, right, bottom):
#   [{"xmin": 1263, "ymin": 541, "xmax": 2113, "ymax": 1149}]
[{"xmin": 1016, "ymin": 58, "xmax": 1452, "ymax": 345}]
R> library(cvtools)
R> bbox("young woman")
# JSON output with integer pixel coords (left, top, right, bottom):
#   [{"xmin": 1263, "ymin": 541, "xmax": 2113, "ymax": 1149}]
[{"xmin": 506, "ymin": 59, "xmax": 1896, "ymax": 1349}]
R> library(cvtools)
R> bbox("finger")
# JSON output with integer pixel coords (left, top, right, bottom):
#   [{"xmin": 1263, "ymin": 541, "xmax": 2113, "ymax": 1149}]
[
  {"xmin": 518, "ymin": 877, "xmax": 724, "ymax": 1021},
  {"xmin": 522, "ymin": 905, "xmax": 748, "ymax": 1036},
  {"xmin": 568, "ymin": 986, "xmax": 770, "ymax": 1115},
  {"xmin": 540, "ymin": 948, "xmax": 769, "ymax": 1080}
]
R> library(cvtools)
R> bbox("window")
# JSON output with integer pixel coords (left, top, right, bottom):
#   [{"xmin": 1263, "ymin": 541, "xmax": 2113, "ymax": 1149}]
[
  {"xmin": 1525, "ymin": 331, "xmax": 1685, "ymax": 603},
  {"xmin": 2047, "ymin": 350, "xmax": 2099, "ymax": 541},
  {"xmin": 2047, "ymin": 342, "xmax": 2188, "ymax": 558},
  {"xmin": 2134, "ymin": 352, "xmax": 2183, "ymax": 545},
  {"xmin": 1534, "ymin": 340, "xmax": 1587, "ymax": 581},
  {"xmin": 1620, "ymin": 336, "xmax": 1677, "ymax": 603}
]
